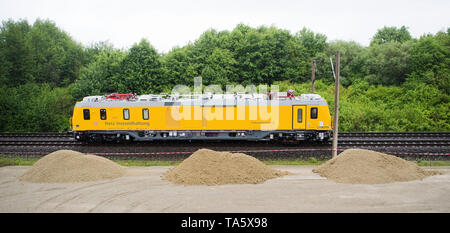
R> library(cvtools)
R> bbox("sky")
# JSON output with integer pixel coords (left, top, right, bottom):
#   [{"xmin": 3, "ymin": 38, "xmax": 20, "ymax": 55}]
[{"xmin": 0, "ymin": 0, "xmax": 449, "ymax": 53}]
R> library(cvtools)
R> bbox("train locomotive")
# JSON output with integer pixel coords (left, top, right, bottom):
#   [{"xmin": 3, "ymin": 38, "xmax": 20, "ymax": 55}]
[{"xmin": 71, "ymin": 91, "xmax": 333, "ymax": 143}]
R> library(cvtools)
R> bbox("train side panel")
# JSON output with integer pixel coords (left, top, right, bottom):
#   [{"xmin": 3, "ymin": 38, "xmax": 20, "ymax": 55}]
[{"xmin": 72, "ymin": 105, "xmax": 294, "ymax": 131}]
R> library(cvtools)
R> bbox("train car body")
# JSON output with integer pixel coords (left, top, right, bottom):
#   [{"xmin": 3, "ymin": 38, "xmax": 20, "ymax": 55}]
[{"xmin": 71, "ymin": 93, "xmax": 332, "ymax": 142}]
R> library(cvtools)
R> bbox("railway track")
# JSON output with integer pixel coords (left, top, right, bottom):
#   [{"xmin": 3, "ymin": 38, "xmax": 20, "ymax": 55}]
[
  {"xmin": 0, "ymin": 138, "xmax": 448, "ymax": 146},
  {"xmin": 0, "ymin": 132, "xmax": 449, "ymax": 159}
]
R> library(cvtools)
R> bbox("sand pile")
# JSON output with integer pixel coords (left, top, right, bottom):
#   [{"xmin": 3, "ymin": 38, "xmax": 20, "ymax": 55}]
[
  {"xmin": 163, "ymin": 149, "xmax": 289, "ymax": 185},
  {"xmin": 20, "ymin": 150, "xmax": 129, "ymax": 183},
  {"xmin": 313, "ymin": 149, "xmax": 440, "ymax": 184}
]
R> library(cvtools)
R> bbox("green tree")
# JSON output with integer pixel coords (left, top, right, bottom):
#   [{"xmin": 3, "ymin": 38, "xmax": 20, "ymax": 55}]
[
  {"xmin": 363, "ymin": 41, "xmax": 412, "ymax": 85},
  {"xmin": 408, "ymin": 31, "xmax": 450, "ymax": 93},
  {"xmin": 120, "ymin": 39, "xmax": 162, "ymax": 93},
  {"xmin": 371, "ymin": 26, "xmax": 412, "ymax": 45},
  {"xmin": 161, "ymin": 45, "xmax": 199, "ymax": 87},
  {"xmin": 84, "ymin": 41, "xmax": 115, "ymax": 64},
  {"xmin": 30, "ymin": 19, "xmax": 86, "ymax": 86},
  {"xmin": 72, "ymin": 49, "xmax": 126, "ymax": 100},
  {"xmin": 0, "ymin": 83, "xmax": 74, "ymax": 132},
  {"xmin": 201, "ymin": 48, "xmax": 237, "ymax": 86},
  {"xmin": 0, "ymin": 19, "xmax": 33, "ymax": 86},
  {"xmin": 227, "ymin": 25, "xmax": 308, "ymax": 85},
  {"xmin": 0, "ymin": 19, "xmax": 87, "ymax": 87},
  {"xmin": 296, "ymin": 27, "xmax": 327, "ymax": 57}
]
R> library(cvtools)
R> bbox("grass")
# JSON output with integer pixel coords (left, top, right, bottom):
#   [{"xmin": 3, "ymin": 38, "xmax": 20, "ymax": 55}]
[
  {"xmin": 114, "ymin": 160, "xmax": 181, "ymax": 166},
  {"xmin": 1, "ymin": 155, "xmax": 450, "ymax": 167},
  {"xmin": 0, "ymin": 158, "xmax": 36, "ymax": 167},
  {"xmin": 415, "ymin": 160, "xmax": 450, "ymax": 167},
  {"xmin": 263, "ymin": 157, "xmax": 327, "ymax": 166}
]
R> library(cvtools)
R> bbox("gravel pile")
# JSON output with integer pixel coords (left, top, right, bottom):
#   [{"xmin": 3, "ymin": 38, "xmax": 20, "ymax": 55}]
[
  {"xmin": 163, "ymin": 149, "xmax": 289, "ymax": 185},
  {"xmin": 20, "ymin": 150, "xmax": 129, "ymax": 183},
  {"xmin": 313, "ymin": 149, "xmax": 440, "ymax": 184}
]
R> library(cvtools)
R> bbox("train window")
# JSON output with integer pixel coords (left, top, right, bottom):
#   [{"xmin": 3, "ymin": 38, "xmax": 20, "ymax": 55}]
[
  {"xmin": 297, "ymin": 109, "xmax": 302, "ymax": 123},
  {"xmin": 83, "ymin": 109, "xmax": 90, "ymax": 120},
  {"xmin": 123, "ymin": 109, "xmax": 130, "ymax": 120},
  {"xmin": 100, "ymin": 109, "xmax": 107, "ymax": 120},
  {"xmin": 311, "ymin": 107, "xmax": 318, "ymax": 119},
  {"xmin": 142, "ymin": 108, "xmax": 149, "ymax": 120}
]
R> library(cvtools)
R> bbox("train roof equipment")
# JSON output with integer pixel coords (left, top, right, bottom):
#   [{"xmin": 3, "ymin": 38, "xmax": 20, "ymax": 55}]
[{"xmin": 77, "ymin": 91, "xmax": 327, "ymax": 106}]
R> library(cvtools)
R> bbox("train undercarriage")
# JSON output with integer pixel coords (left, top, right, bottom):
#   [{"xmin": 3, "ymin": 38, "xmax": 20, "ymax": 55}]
[{"xmin": 73, "ymin": 130, "xmax": 333, "ymax": 143}]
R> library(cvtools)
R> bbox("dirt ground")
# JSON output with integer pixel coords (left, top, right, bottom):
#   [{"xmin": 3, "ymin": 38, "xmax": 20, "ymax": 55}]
[{"xmin": 0, "ymin": 165, "xmax": 449, "ymax": 213}]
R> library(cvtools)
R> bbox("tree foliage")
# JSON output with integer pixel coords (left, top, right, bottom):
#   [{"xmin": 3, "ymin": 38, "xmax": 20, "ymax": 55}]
[
  {"xmin": 120, "ymin": 39, "xmax": 162, "ymax": 93},
  {"xmin": 0, "ymin": 19, "xmax": 86, "ymax": 87},
  {"xmin": 72, "ymin": 48, "xmax": 126, "ymax": 100},
  {"xmin": 371, "ymin": 26, "xmax": 412, "ymax": 45},
  {"xmin": 363, "ymin": 41, "xmax": 412, "ymax": 85}
]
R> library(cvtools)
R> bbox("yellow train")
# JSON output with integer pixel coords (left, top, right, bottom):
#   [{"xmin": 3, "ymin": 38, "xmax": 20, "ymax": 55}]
[{"xmin": 71, "ymin": 92, "xmax": 332, "ymax": 142}]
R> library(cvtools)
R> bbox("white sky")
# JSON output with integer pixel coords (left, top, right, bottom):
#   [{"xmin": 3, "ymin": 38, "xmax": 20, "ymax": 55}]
[{"xmin": 1, "ymin": 0, "xmax": 449, "ymax": 53}]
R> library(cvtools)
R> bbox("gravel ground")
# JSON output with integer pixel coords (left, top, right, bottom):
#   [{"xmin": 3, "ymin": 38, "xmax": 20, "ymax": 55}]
[{"xmin": 0, "ymin": 165, "xmax": 449, "ymax": 213}]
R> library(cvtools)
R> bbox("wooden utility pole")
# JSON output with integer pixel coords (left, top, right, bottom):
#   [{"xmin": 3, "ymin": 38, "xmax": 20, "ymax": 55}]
[
  {"xmin": 311, "ymin": 60, "xmax": 316, "ymax": 93},
  {"xmin": 332, "ymin": 52, "xmax": 340, "ymax": 158}
]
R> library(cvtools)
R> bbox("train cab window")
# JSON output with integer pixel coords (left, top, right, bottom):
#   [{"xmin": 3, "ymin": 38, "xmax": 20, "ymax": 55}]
[
  {"xmin": 142, "ymin": 108, "xmax": 149, "ymax": 120},
  {"xmin": 311, "ymin": 107, "xmax": 318, "ymax": 119},
  {"xmin": 83, "ymin": 109, "xmax": 90, "ymax": 120},
  {"xmin": 100, "ymin": 109, "xmax": 107, "ymax": 120},
  {"xmin": 123, "ymin": 109, "xmax": 130, "ymax": 120},
  {"xmin": 297, "ymin": 109, "xmax": 302, "ymax": 123}
]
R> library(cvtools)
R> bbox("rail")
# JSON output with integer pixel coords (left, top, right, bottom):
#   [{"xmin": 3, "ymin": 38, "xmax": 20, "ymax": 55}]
[{"xmin": 0, "ymin": 132, "xmax": 449, "ymax": 159}]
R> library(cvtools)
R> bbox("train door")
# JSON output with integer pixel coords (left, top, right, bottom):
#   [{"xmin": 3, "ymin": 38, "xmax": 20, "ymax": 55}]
[
  {"xmin": 292, "ymin": 105, "xmax": 306, "ymax": 130},
  {"xmin": 306, "ymin": 106, "xmax": 319, "ymax": 130}
]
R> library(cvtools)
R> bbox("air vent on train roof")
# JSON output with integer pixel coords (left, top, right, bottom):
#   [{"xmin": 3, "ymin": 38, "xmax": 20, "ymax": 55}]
[{"xmin": 299, "ymin": 94, "xmax": 323, "ymax": 100}]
